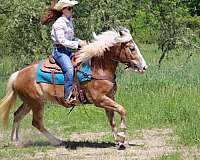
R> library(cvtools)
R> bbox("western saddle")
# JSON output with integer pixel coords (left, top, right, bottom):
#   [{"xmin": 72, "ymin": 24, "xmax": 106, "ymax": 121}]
[{"xmin": 40, "ymin": 55, "xmax": 62, "ymax": 73}]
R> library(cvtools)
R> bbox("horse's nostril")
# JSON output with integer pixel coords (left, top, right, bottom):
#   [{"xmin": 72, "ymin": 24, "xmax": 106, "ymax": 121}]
[{"xmin": 143, "ymin": 66, "xmax": 148, "ymax": 70}]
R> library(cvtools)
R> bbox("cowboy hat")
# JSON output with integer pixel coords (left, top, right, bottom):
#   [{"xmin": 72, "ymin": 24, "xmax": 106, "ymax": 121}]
[{"xmin": 54, "ymin": 0, "xmax": 78, "ymax": 11}]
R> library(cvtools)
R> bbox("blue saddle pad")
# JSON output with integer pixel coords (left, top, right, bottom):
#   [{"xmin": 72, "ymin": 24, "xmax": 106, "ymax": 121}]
[{"xmin": 36, "ymin": 62, "xmax": 92, "ymax": 84}]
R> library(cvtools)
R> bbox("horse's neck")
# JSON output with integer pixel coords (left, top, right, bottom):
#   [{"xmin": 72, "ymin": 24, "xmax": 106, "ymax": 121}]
[{"xmin": 91, "ymin": 53, "xmax": 118, "ymax": 80}]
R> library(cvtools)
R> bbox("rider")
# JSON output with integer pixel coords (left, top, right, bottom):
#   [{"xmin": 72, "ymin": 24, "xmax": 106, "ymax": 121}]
[{"xmin": 49, "ymin": 0, "xmax": 87, "ymax": 102}]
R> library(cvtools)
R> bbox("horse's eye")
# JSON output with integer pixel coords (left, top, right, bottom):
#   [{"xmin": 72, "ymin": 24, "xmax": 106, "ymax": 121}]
[{"xmin": 129, "ymin": 47, "xmax": 135, "ymax": 52}]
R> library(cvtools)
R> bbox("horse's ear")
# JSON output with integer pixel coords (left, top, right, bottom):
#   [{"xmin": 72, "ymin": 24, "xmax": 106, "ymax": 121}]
[
  {"xmin": 118, "ymin": 28, "xmax": 131, "ymax": 37},
  {"xmin": 119, "ymin": 30, "xmax": 123, "ymax": 36}
]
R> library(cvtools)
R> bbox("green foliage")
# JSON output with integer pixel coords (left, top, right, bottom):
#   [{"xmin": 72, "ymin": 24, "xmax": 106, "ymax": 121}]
[
  {"xmin": 0, "ymin": 0, "xmax": 199, "ymax": 72},
  {"xmin": 130, "ymin": 10, "xmax": 159, "ymax": 43},
  {"xmin": 75, "ymin": 0, "xmax": 136, "ymax": 39},
  {"xmin": 0, "ymin": 0, "xmax": 51, "ymax": 70},
  {"xmin": 182, "ymin": 0, "xmax": 200, "ymax": 16},
  {"xmin": 138, "ymin": 0, "xmax": 200, "ymax": 66}
]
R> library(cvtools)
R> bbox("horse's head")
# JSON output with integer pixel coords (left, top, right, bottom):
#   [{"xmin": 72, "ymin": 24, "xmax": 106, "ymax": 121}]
[
  {"xmin": 76, "ymin": 28, "xmax": 147, "ymax": 73},
  {"xmin": 115, "ymin": 29, "xmax": 148, "ymax": 73}
]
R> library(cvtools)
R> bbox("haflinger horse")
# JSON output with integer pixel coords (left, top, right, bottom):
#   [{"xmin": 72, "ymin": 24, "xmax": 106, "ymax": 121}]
[{"xmin": 0, "ymin": 28, "xmax": 147, "ymax": 149}]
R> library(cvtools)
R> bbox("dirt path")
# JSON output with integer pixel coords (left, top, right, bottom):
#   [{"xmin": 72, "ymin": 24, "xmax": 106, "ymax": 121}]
[
  {"xmin": 28, "ymin": 128, "xmax": 199, "ymax": 160},
  {"xmin": 1, "ymin": 128, "xmax": 199, "ymax": 159}
]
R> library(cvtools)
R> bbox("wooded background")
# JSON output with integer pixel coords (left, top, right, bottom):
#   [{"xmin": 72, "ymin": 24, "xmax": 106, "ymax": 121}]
[
  {"xmin": 0, "ymin": 1, "xmax": 200, "ymax": 155},
  {"xmin": 0, "ymin": 0, "xmax": 199, "ymax": 74}
]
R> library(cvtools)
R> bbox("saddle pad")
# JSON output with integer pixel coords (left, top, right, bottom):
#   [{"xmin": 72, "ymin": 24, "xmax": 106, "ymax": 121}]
[{"xmin": 36, "ymin": 62, "xmax": 92, "ymax": 84}]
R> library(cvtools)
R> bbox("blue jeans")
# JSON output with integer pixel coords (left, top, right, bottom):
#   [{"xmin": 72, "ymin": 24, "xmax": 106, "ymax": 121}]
[{"xmin": 52, "ymin": 47, "xmax": 74, "ymax": 99}]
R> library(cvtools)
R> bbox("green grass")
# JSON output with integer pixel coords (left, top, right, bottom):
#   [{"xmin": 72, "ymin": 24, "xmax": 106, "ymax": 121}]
[
  {"xmin": 157, "ymin": 153, "xmax": 182, "ymax": 160},
  {"xmin": 0, "ymin": 44, "xmax": 199, "ymax": 159},
  {"xmin": 115, "ymin": 44, "xmax": 200, "ymax": 147}
]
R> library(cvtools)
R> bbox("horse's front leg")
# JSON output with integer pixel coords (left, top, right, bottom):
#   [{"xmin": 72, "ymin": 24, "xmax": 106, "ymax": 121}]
[
  {"xmin": 105, "ymin": 109, "xmax": 118, "ymax": 141},
  {"xmin": 95, "ymin": 95, "xmax": 127, "ymax": 149}
]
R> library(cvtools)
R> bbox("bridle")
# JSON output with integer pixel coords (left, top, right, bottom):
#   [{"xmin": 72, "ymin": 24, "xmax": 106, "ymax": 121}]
[
  {"xmin": 111, "ymin": 40, "xmax": 136, "ymax": 69},
  {"xmin": 111, "ymin": 58, "xmax": 131, "ymax": 69}
]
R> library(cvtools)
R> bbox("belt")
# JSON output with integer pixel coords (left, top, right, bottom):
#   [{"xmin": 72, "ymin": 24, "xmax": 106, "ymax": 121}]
[
  {"xmin": 54, "ymin": 44, "xmax": 65, "ymax": 48},
  {"xmin": 54, "ymin": 44, "xmax": 73, "ymax": 52}
]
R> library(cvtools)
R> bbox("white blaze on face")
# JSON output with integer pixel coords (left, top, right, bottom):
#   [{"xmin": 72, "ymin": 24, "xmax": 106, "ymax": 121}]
[{"xmin": 134, "ymin": 41, "xmax": 147, "ymax": 70}]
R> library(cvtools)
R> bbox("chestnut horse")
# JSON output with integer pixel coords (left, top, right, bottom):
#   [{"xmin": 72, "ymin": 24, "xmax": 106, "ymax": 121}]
[{"xmin": 0, "ymin": 29, "xmax": 147, "ymax": 149}]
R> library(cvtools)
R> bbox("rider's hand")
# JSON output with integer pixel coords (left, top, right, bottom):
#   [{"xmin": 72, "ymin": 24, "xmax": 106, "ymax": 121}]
[{"xmin": 78, "ymin": 40, "xmax": 87, "ymax": 48}]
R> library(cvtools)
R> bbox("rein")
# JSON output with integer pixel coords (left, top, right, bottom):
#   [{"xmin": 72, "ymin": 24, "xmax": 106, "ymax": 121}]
[
  {"xmin": 110, "ymin": 44, "xmax": 132, "ymax": 70},
  {"xmin": 77, "ymin": 69, "xmax": 116, "ymax": 83},
  {"xmin": 111, "ymin": 58, "xmax": 131, "ymax": 70}
]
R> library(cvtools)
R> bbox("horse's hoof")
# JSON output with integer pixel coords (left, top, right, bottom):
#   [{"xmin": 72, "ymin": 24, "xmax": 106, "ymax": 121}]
[
  {"xmin": 116, "ymin": 142, "xmax": 126, "ymax": 150},
  {"xmin": 59, "ymin": 141, "xmax": 67, "ymax": 146},
  {"xmin": 51, "ymin": 139, "xmax": 65, "ymax": 146},
  {"xmin": 117, "ymin": 132, "xmax": 126, "ymax": 138}
]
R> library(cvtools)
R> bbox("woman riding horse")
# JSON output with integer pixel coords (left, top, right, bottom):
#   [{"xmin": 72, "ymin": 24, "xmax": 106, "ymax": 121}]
[
  {"xmin": 0, "ymin": 29, "xmax": 147, "ymax": 149},
  {"xmin": 42, "ymin": 0, "xmax": 87, "ymax": 102}
]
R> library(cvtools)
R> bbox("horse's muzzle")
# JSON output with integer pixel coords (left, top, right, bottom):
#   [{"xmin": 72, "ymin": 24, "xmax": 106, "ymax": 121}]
[{"xmin": 129, "ymin": 60, "xmax": 148, "ymax": 73}]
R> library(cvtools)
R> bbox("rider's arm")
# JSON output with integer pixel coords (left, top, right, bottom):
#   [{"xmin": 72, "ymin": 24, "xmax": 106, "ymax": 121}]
[{"xmin": 54, "ymin": 27, "xmax": 79, "ymax": 49}]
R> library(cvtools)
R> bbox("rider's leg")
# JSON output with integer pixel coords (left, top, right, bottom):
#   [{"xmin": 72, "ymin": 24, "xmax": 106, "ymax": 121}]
[
  {"xmin": 53, "ymin": 50, "xmax": 74, "ymax": 100},
  {"xmin": 62, "ymin": 55, "xmax": 74, "ymax": 100}
]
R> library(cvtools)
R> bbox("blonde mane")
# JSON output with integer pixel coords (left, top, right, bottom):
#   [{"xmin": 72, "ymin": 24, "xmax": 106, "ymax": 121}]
[{"xmin": 76, "ymin": 29, "xmax": 132, "ymax": 63}]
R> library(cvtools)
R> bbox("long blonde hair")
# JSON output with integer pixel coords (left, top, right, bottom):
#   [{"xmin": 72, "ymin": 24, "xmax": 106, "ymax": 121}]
[{"xmin": 76, "ymin": 29, "xmax": 133, "ymax": 63}]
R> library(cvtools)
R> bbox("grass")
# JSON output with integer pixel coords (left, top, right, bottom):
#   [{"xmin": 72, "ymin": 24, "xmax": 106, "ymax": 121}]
[
  {"xmin": 0, "ymin": 44, "xmax": 199, "ymax": 159},
  {"xmin": 116, "ymin": 44, "xmax": 200, "ymax": 146},
  {"xmin": 157, "ymin": 153, "xmax": 182, "ymax": 160}
]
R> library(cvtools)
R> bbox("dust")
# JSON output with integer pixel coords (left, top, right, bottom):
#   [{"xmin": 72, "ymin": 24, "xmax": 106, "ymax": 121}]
[{"xmin": 31, "ymin": 128, "xmax": 200, "ymax": 160}]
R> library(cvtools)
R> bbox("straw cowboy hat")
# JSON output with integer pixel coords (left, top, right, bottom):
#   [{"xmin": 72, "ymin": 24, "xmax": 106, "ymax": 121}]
[{"xmin": 54, "ymin": 0, "xmax": 78, "ymax": 11}]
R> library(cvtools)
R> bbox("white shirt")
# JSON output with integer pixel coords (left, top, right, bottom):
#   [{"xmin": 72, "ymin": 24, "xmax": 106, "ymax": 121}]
[{"xmin": 51, "ymin": 16, "xmax": 79, "ymax": 49}]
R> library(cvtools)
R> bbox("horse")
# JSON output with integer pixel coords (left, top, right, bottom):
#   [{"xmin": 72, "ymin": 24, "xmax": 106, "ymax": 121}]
[{"xmin": 0, "ymin": 29, "xmax": 147, "ymax": 149}]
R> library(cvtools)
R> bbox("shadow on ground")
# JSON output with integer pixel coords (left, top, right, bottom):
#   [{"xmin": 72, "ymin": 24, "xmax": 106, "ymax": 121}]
[{"xmin": 19, "ymin": 140, "xmax": 116, "ymax": 149}]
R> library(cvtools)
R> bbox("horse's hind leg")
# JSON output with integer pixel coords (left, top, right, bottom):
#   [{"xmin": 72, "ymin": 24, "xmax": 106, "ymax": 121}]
[
  {"xmin": 11, "ymin": 103, "xmax": 31, "ymax": 142},
  {"xmin": 31, "ymin": 103, "xmax": 63, "ymax": 145}
]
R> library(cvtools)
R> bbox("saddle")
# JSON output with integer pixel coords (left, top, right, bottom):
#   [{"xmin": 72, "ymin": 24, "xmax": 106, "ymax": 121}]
[
  {"xmin": 40, "ymin": 55, "xmax": 88, "ymax": 104},
  {"xmin": 40, "ymin": 55, "xmax": 62, "ymax": 73}
]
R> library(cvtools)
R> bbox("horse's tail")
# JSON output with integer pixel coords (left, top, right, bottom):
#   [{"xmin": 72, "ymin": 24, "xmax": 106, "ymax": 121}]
[{"xmin": 0, "ymin": 71, "xmax": 19, "ymax": 127}]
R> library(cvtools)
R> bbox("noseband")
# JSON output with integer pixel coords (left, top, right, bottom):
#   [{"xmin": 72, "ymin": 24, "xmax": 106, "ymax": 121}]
[{"xmin": 110, "ymin": 43, "xmax": 133, "ymax": 69}]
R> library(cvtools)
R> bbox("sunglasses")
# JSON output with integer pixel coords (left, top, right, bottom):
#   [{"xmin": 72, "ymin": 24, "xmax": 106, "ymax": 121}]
[
  {"xmin": 63, "ymin": 7, "xmax": 73, "ymax": 11},
  {"xmin": 67, "ymin": 7, "xmax": 73, "ymax": 11}
]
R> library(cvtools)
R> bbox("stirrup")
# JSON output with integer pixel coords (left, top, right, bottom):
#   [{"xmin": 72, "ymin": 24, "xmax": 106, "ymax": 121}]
[
  {"xmin": 65, "ymin": 92, "xmax": 76, "ymax": 104},
  {"xmin": 68, "ymin": 96, "xmax": 76, "ymax": 104}
]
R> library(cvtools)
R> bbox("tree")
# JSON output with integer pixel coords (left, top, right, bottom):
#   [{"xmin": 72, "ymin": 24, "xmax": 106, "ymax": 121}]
[
  {"xmin": 0, "ymin": 0, "xmax": 199, "ymax": 73},
  {"xmin": 75, "ymin": 0, "xmax": 137, "ymax": 39},
  {"xmin": 0, "ymin": 0, "xmax": 51, "ymax": 69},
  {"xmin": 143, "ymin": 0, "xmax": 199, "ymax": 66}
]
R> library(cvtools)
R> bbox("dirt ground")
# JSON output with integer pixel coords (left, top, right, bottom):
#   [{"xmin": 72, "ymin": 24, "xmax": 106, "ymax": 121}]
[{"xmin": 24, "ymin": 128, "xmax": 199, "ymax": 160}]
